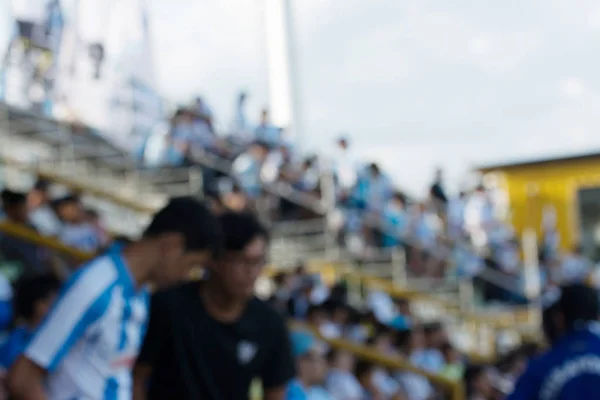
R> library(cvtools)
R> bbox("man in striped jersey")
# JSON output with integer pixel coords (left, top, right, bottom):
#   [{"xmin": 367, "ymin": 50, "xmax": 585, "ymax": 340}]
[{"xmin": 8, "ymin": 196, "xmax": 222, "ymax": 400}]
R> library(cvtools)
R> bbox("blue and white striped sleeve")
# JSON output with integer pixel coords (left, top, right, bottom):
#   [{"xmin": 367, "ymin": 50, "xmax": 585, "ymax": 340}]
[{"xmin": 24, "ymin": 258, "xmax": 118, "ymax": 372}]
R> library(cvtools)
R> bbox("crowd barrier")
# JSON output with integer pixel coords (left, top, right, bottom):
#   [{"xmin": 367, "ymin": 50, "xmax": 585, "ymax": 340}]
[
  {"xmin": 0, "ymin": 221, "xmax": 466, "ymax": 400},
  {"xmin": 0, "ymin": 154, "xmax": 158, "ymax": 214}
]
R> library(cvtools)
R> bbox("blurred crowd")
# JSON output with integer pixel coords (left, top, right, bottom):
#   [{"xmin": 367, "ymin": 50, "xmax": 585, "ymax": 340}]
[
  {"xmin": 0, "ymin": 180, "xmax": 109, "ymax": 282},
  {"xmin": 140, "ymin": 91, "xmax": 599, "ymax": 306},
  {"xmin": 270, "ymin": 266, "xmax": 541, "ymax": 400}
]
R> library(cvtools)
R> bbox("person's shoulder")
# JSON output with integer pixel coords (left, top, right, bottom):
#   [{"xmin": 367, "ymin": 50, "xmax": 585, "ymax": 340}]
[
  {"xmin": 151, "ymin": 281, "xmax": 197, "ymax": 308},
  {"xmin": 68, "ymin": 253, "xmax": 120, "ymax": 291},
  {"xmin": 247, "ymin": 297, "xmax": 287, "ymax": 328}
]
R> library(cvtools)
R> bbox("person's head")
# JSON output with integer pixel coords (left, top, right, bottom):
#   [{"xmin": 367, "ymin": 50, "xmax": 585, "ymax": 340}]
[
  {"xmin": 260, "ymin": 108, "xmax": 269, "ymax": 124},
  {"xmin": 394, "ymin": 297, "xmax": 411, "ymax": 316},
  {"xmin": 306, "ymin": 304, "xmax": 328, "ymax": 327},
  {"xmin": 396, "ymin": 327, "xmax": 425, "ymax": 354},
  {"xmin": 1, "ymin": 189, "xmax": 28, "ymax": 223},
  {"xmin": 542, "ymin": 284, "xmax": 599, "ymax": 343},
  {"xmin": 355, "ymin": 360, "xmax": 377, "ymax": 390},
  {"xmin": 28, "ymin": 179, "xmax": 51, "ymax": 207},
  {"xmin": 291, "ymin": 331, "xmax": 328, "ymax": 385},
  {"xmin": 238, "ymin": 92, "xmax": 247, "ymax": 104},
  {"xmin": 206, "ymin": 211, "xmax": 268, "ymax": 301},
  {"xmin": 327, "ymin": 348, "xmax": 355, "ymax": 373},
  {"xmin": 142, "ymin": 197, "xmax": 222, "ymax": 288},
  {"xmin": 440, "ymin": 341, "xmax": 461, "ymax": 364},
  {"xmin": 389, "ymin": 192, "xmax": 406, "ymax": 210},
  {"xmin": 337, "ymin": 136, "xmax": 349, "ymax": 150},
  {"xmin": 85, "ymin": 208, "xmax": 100, "ymax": 225},
  {"xmin": 327, "ymin": 301, "xmax": 350, "ymax": 326},
  {"xmin": 367, "ymin": 163, "xmax": 380, "ymax": 179},
  {"xmin": 464, "ymin": 365, "xmax": 493, "ymax": 398},
  {"xmin": 423, "ymin": 321, "xmax": 446, "ymax": 348},
  {"xmin": 249, "ymin": 141, "xmax": 270, "ymax": 161},
  {"xmin": 370, "ymin": 328, "xmax": 393, "ymax": 352},
  {"xmin": 54, "ymin": 195, "xmax": 84, "ymax": 223},
  {"xmin": 14, "ymin": 274, "xmax": 61, "ymax": 327}
]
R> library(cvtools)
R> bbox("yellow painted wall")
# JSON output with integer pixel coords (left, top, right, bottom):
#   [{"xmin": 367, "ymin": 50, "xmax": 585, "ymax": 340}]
[{"xmin": 483, "ymin": 157, "xmax": 600, "ymax": 251}]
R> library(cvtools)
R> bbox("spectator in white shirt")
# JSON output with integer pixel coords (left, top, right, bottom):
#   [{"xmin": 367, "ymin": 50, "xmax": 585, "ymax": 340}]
[
  {"xmin": 27, "ymin": 180, "xmax": 61, "ymax": 237},
  {"xmin": 326, "ymin": 348, "xmax": 364, "ymax": 400},
  {"xmin": 446, "ymin": 192, "xmax": 466, "ymax": 241},
  {"xmin": 464, "ymin": 186, "xmax": 494, "ymax": 250},
  {"xmin": 559, "ymin": 245, "xmax": 592, "ymax": 284},
  {"xmin": 55, "ymin": 195, "xmax": 102, "ymax": 253},
  {"xmin": 331, "ymin": 136, "xmax": 358, "ymax": 195},
  {"xmin": 232, "ymin": 141, "xmax": 270, "ymax": 198}
]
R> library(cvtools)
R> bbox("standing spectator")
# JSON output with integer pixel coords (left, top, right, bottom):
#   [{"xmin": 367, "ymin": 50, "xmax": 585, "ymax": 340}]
[
  {"xmin": 27, "ymin": 179, "xmax": 61, "ymax": 237},
  {"xmin": 0, "ymin": 274, "xmax": 60, "ymax": 370},
  {"xmin": 232, "ymin": 141, "xmax": 270, "ymax": 198},
  {"xmin": 381, "ymin": 192, "xmax": 409, "ymax": 248},
  {"xmin": 165, "ymin": 108, "xmax": 193, "ymax": 166},
  {"xmin": 8, "ymin": 197, "xmax": 222, "ymax": 400},
  {"xmin": 255, "ymin": 109, "xmax": 282, "ymax": 149},
  {"xmin": 364, "ymin": 164, "xmax": 393, "ymax": 214},
  {"xmin": 331, "ymin": 136, "xmax": 358, "ymax": 196},
  {"xmin": 508, "ymin": 284, "xmax": 600, "ymax": 400},
  {"xmin": 429, "ymin": 168, "xmax": 447, "ymax": 212},
  {"xmin": 287, "ymin": 331, "xmax": 332, "ymax": 400},
  {"xmin": 133, "ymin": 211, "xmax": 295, "ymax": 400}
]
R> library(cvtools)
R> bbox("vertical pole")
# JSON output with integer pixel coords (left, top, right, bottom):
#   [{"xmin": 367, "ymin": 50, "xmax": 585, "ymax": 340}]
[
  {"xmin": 522, "ymin": 227, "xmax": 542, "ymax": 327},
  {"xmin": 391, "ymin": 247, "xmax": 407, "ymax": 288}
]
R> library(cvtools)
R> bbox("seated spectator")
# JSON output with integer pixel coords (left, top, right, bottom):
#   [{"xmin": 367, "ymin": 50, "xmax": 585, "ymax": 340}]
[
  {"xmin": 320, "ymin": 301, "xmax": 349, "ymax": 339},
  {"xmin": 287, "ymin": 331, "xmax": 332, "ymax": 400},
  {"xmin": 394, "ymin": 328, "xmax": 434, "ymax": 400},
  {"xmin": 326, "ymin": 348, "xmax": 363, "ymax": 400},
  {"xmin": 559, "ymin": 245, "xmax": 592, "ymax": 284},
  {"xmin": 0, "ymin": 190, "xmax": 48, "ymax": 280},
  {"xmin": 0, "ymin": 274, "xmax": 60, "ymax": 370},
  {"xmin": 55, "ymin": 195, "xmax": 103, "ymax": 253},
  {"xmin": 464, "ymin": 365, "xmax": 494, "ymax": 400},
  {"xmin": 27, "ymin": 179, "xmax": 61, "ymax": 237},
  {"xmin": 288, "ymin": 276, "xmax": 316, "ymax": 320},
  {"xmin": 439, "ymin": 342, "xmax": 465, "ymax": 381},
  {"xmin": 84, "ymin": 209, "xmax": 109, "ymax": 248},
  {"xmin": 368, "ymin": 330, "xmax": 404, "ymax": 399}
]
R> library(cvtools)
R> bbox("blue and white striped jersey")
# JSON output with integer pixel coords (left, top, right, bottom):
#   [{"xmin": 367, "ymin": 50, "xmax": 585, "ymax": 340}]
[{"xmin": 24, "ymin": 244, "xmax": 149, "ymax": 400}]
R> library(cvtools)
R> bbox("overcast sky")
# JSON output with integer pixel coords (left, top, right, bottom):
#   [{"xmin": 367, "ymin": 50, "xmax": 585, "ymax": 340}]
[{"xmin": 136, "ymin": 0, "xmax": 600, "ymax": 195}]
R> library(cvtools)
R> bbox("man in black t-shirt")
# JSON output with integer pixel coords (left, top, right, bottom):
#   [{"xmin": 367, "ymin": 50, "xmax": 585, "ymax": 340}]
[{"xmin": 133, "ymin": 211, "xmax": 295, "ymax": 400}]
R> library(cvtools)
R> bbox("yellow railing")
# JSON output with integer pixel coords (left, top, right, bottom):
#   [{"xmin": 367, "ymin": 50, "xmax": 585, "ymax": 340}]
[
  {"xmin": 0, "ymin": 155, "xmax": 158, "ymax": 214},
  {"xmin": 0, "ymin": 221, "xmax": 465, "ymax": 400}
]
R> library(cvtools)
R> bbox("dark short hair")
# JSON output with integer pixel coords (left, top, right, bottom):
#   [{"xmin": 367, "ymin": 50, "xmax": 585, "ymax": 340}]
[
  {"xmin": 1, "ymin": 189, "xmax": 27, "ymax": 206},
  {"xmin": 14, "ymin": 274, "xmax": 61, "ymax": 320},
  {"xmin": 217, "ymin": 211, "xmax": 268, "ymax": 254},
  {"xmin": 144, "ymin": 196, "xmax": 222, "ymax": 255}
]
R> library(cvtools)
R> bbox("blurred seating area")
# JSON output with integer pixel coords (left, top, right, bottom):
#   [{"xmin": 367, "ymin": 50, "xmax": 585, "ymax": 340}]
[
  {"xmin": 1, "ymin": 94, "xmax": 598, "ymax": 400},
  {"xmin": 0, "ymin": 218, "xmax": 542, "ymax": 400}
]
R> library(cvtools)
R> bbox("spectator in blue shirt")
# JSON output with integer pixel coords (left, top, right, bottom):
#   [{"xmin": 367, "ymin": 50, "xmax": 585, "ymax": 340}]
[
  {"xmin": 0, "ymin": 274, "xmax": 60, "ymax": 370},
  {"xmin": 508, "ymin": 284, "xmax": 600, "ymax": 400},
  {"xmin": 255, "ymin": 109, "xmax": 282, "ymax": 149},
  {"xmin": 286, "ymin": 331, "xmax": 331, "ymax": 400},
  {"xmin": 232, "ymin": 141, "xmax": 270, "ymax": 198},
  {"xmin": 381, "ymin": 192, "xmax": 409, "ymax": 248}
]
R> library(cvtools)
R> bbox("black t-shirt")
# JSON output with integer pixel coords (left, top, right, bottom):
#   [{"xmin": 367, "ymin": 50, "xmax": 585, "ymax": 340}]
[{"xmin": 137, "ymin": 281, "xmax": 295, "ymax": 400}]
